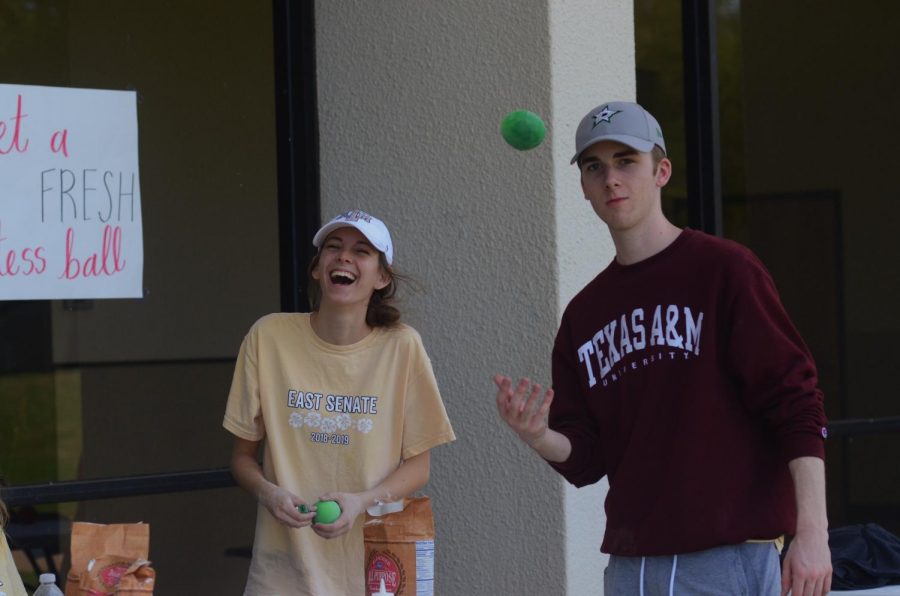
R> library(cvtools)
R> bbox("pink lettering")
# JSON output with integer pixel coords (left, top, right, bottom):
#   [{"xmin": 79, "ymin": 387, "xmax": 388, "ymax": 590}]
[
  {"xmin": 0, "ymin": 221, "xmax": 47, "ymax": 277},
  {"xmin": 49, "ymin": 129, "xmax": 69, "ymax": 157},
  {"xmin": 58, "ymin": 225, "xmax": 127, "ymax": 280},
  {"xmin": 0, "ymin": 94, "xmax": 30, "ymax": 154}
]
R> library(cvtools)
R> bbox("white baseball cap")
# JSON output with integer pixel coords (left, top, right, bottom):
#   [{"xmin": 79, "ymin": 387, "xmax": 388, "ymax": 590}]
[
  {"xmin": 571, "ymin": 101, "xmax": 666, "ymax": 164},
  {"xmin": 312, "ymin": 209, "xmax": 394, "ymax": 265}
]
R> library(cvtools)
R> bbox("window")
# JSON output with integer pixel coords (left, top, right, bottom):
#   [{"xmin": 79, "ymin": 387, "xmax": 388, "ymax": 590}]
[
  {"xmin": 636, "ymin": 0, "xmax": 900, "ymax": 536},
  {"xmin": 0, "ymin": 1, "xmax": 318, "ymax": 590}
]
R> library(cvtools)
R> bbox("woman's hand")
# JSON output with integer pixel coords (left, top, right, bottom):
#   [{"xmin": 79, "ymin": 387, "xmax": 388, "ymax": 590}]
[
  {"xmin": 310, "ymin": 491, "xmax": 366, "ymax": 539},
  {"xmin": 309, "ymin": 452, "xmax": 432, "ymax": 539},
  {"xmin": 231, "ymin": 437, "xmax": 317, "ymax": 528},
  {"xmin": 257, "ymin": 482, "xmax": 316, "ymax": 529}
]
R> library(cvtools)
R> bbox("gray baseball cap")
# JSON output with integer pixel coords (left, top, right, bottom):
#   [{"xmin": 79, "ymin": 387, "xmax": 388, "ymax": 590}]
[{"xmin": 570, "ymin": 101, "xmax": 666, "ymax": 164}]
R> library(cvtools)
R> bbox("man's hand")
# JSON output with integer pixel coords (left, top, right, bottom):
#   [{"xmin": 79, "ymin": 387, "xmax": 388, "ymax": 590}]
[
  {"xmin": 494, "ymin": 375, "xmax": 554, "ymax": 447},
  {"xmin": 781, "ymin": 528, "xmax": 832, "ymax": 595},
  {"xmin": 493, "ymin": 375, "xmax": 571, "ymax": 462},
  {"xmin": 783, "ymin": 456, "xmax": 832, "ymax": 595}
]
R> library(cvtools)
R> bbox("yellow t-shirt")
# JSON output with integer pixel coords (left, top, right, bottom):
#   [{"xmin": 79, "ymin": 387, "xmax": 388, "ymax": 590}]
[
  {"xmin": 223, "ymin": 313, "xmax": 455, "ymax": 596},
  {"xmin": 1, "ymin": 532, "xmax": 28, "ymax": 596}
]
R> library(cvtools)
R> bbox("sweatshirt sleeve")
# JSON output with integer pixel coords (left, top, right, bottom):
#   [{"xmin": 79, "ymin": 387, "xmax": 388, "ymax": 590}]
[
  {"xmin": 547, "ymin": 313, "xmax": 607, "ymax": 487},
  {"xmin": 725, "ymin": 249, "xmax": 828, "ymax": 461}
]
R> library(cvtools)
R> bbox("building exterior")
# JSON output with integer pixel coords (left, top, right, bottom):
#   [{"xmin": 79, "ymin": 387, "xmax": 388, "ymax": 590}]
[{"xmin": 1, "ymin": 1, "xmax": 897, "ymax": 593}]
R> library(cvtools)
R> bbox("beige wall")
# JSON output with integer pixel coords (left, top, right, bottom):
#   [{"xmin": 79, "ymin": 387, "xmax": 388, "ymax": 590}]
[
  {"xmin": 316, "ymin": 0, "xmax": 633, "ymax": 592},
  {"xmin": 550, "ymin": 3, "xmax": 636, "ymax": 591}
]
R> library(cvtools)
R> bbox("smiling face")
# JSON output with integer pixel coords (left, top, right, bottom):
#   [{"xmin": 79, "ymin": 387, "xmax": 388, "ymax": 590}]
[
  {"xmin": 579, "ymin": 140, "xmax": 672, "ymax": 234},
  {"xmin": 310, "ymin": 227, "xmax": 390, "ymax": 311}
]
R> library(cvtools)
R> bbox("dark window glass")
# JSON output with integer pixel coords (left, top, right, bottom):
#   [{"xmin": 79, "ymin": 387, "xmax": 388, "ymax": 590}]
[
  {"xmin": 635, "ymin": 0, "xmax": 688, "ymax": 227},
  {"xmin": 637, "ymin": 0, "xmax": 900, "ymax": 537},
  {"xmin": 715, "ymin": 0, "xmax": 900, "ymax": 535},
  {"xmin": 1, "ymin": 0, "xmax": 279, "ymax": 588}
]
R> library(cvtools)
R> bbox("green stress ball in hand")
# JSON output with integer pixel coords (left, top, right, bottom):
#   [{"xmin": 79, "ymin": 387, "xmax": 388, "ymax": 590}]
[
  {"xmin": 302, "ymin": 500, "xmax": 341, "ymax": 524},
  {"xmin": 500, "ymin": 109, "xmax": 546, "ymax": 151},
  {"xmin": 313, "ymin": 500, "xmax": 341, "ymax": 524}
]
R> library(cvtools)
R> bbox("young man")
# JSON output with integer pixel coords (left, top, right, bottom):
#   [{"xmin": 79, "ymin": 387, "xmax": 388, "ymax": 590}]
[{"xmin": 494, "ymin": 101, "xmax": 832, "ymax": 595}]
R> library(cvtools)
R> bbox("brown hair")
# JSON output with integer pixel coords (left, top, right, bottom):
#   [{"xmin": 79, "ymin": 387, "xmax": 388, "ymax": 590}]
[
  {"xmin": 306, "ymin": 251, "xmax": 404, "ymax": 327},
  {"xmin": 576, "ymin": 144, "xmax": 667, "ymax": 170},
  {"xmin": 650, "ymin": 145, "xmax": 666, "ymax": 171},
  {"xmin": 0, "ymin": 497, "xmax": 8, "ymax": 528}
]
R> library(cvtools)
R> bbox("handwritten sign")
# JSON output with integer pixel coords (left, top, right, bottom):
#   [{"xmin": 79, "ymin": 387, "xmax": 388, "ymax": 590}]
[{"xmin": 0, "ymin": 83, "xmax": 143, "ymax": 300}]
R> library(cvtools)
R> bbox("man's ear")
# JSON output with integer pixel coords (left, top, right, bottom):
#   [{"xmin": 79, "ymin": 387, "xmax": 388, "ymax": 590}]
[{"xmin": 655, "ymin": 157, "xmax": 673, "ymax": 188}]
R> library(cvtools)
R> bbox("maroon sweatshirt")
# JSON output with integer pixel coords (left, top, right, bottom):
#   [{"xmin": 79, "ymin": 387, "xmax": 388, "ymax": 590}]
[{"xmin": 549, "ymin": 228, "xmax": 827, "ymax": 556}]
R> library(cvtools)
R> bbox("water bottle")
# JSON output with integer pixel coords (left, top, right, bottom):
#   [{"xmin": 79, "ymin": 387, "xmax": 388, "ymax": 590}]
[{"xmin": 32, "ymin": 573, "xmax": 64, "ymax": 596}]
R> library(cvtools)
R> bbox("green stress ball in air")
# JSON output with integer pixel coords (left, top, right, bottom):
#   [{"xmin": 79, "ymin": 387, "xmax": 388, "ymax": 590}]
[
  {"xmin": 299, "ymin": 500, "xmax": 342, "ymax": 524},
  {"xmin": 500, "ymin": 109, "xmax": 546, "ymax": 151}
]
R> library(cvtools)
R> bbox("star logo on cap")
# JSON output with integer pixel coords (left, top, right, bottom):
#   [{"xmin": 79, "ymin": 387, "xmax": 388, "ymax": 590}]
[{"xmin": 592, "ymin": 106, "xmax": 620, "ymax": 128}]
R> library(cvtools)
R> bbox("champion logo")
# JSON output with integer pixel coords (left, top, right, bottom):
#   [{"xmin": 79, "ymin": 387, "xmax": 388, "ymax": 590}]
[{"xmin": 821, "ymin": 426, "xmax": 828, "ymax": 439}]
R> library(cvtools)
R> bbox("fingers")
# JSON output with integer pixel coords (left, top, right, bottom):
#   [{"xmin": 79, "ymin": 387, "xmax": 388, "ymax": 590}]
[
  {"xmin": 262, "ymin": 484, "xmax": 311, "ymax": 528},
  {"xmin": 493, "ymin": 375, "xmax": 556, "ymax": 450},
  {"xmin": 294, "ymin": 508, "xmax": 317, "ymax": 528},
  {"xmin": 514, "ymin": 379, "xmax": 550, "ymax": 422},
  {"xmin": 310, "ymin": 493, "xmax": 354, "ymax": 538},
  {"xmin": 285, "ymin": 495, "xmax": 316, "ymax": 527},
  {"xmin": 781, "ymin": 548, "xmax": 832, "ymax": 596},
  {"xmin": 792, "ymin": 578, "xmax": 814, "ymax": 596},
  {"xmin": 279, "ymin": 501, "xmax": 313, "ymax": 528},
  {"xmin": 508, "ymin": 377, "xmax": 538, "ymax": 417},
  {"xmin": 494, "ymin": 376, "xmax": 532, "ymax": 421},
  {"xmin": 537, "ymin": 387, "xmax": 555, "ymax": 418},
  {"xmin": 309, "ymin": 501, "xmax": 350, "ymax": 539},
  {"xmin": 494, "ymin": 375, "xmax": 548, "ymax": 408},
  {"xmin": 781, "ymin": 555, "xmax": 792, "ymax": 596},
  {"xmin": 494, "ymin": 375, "xmax": 512, "ymax": 415},
  {"xmin": 520, "ymin": 382, "xmax": 542, "ymax": 414},
  {"xmin": 311, "ymin": 520, "xmax": 346, "ymax": 539},
  {"xmin": 493, "ymin": 374, "xmax": 511, "ymax": 389},
  {"xmin": 794, "ymin": 575, "xmax": 828, "ymax": 596}
]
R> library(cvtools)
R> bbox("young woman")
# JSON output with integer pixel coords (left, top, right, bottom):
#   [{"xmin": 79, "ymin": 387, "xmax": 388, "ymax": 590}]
[
  {"xmin": 225, "ymin": 210, "xmax": 455, "ymax": 595},
  {"xmin": 1, "ymin": 497, "xmax": 28, "ymax": 596}
]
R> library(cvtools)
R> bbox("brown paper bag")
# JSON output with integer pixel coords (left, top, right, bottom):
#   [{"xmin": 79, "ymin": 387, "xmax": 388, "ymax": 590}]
[
  {"xmin": 363, "ymin": 497, "xmax": 435, "ymax": 596},
  {"xmin": 65, "ymin": 522, "xmax": 155, "ymax": 595}
]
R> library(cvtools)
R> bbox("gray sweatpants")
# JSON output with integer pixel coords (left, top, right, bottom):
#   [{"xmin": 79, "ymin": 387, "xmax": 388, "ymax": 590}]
[{"xmin": 603, "ymin": 542, "xmax": 781, "ymax": 595}]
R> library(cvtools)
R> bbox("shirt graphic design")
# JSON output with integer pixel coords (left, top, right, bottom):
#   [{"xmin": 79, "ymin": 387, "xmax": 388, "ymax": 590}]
[
  {"xmin": 286, "ymin": 389, "xmax": 380, "ymax": 443},
  {"xmin": 576, "ymin": 303, "xmax": 704, "ymax": 388}
]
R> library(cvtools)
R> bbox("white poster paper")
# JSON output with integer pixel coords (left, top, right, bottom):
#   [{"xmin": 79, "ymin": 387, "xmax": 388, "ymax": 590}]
[{"xmin": 0, "ymin": 83, "xmax": 143, "ymax": 300}]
